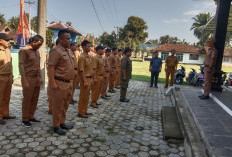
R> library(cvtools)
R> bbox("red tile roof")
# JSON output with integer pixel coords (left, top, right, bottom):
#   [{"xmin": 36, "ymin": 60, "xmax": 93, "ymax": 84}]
[
  {"xmin": 152, "ymin": 44, "xmax": 199, "ymax": 53},
  {"xmin": 47, "ymin": 22, "xmax": 82, "ymax": 36}
]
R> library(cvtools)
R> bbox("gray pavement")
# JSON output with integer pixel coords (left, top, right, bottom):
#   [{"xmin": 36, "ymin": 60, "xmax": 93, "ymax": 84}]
[
  {"xmin": 0, "ymin": 79, "xmax": 185, "ymax": 157},
  {"xmin": 182, "ymin": 86, "xmax": 232, "ymax": 157}
]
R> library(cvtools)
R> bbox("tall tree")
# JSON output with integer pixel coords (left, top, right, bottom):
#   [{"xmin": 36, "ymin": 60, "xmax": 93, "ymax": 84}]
[
  {"xmin": 190, "ymin": 13, "xmax": 212, "ymax": 47},
  {"xmin": 118, "ymin": 16, "xmax": 148, "ymax": 50},
  {"xmin": 0, "ymin": 13, "xmax": 6, "ymax": 25},
  {"xmin": 98, "ymin": 31, "xmax": 117, "ymax": 48},
  {"xmin": 7, "ymin": 16, "xmax": 19, "ymax": 31}
]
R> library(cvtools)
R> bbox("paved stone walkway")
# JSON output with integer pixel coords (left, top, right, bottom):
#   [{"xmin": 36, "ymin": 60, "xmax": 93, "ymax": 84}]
[{"xmin": 0, "ymin": 79, "xmax": 185, "ymax": 157}]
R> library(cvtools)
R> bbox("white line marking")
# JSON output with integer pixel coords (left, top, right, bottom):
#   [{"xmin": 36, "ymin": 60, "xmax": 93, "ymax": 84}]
[{"xmin": 201, "ymin": 89, "xmax": 232, "ymax": 116}]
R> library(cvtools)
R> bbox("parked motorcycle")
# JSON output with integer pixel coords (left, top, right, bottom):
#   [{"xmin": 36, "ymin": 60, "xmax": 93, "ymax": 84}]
[
  {"xmin": 224, "ymin": 72, "xmax": 232, "ymax": 86},
  {"xmin": 193, "ymin": 66, "xmax": 205, "ymax": 87},
  {"xmin": 174, "ymin": 66, "xmax": 186, "ymax": 85},
  {"xmin": 186, "ymin": 68, "xmax": 197, "ymax": 85}
]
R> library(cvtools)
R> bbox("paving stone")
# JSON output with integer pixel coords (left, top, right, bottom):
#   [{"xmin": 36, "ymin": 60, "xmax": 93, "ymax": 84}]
[
  {"xmin": 84, "ymin": 152, "xmax": 95, "ymax": 157},
  {"xmin": 138, "ymin": 152, "xmax": 149, "ymax": 157},
  {"xmin": 25, "ymin": 152, "xmax": 38, "ymax": 157},
  {"xmin": 71, "ymin": 153, "xmax": 83, "ymax": 157},
  {"xmin": 96, "ymin": 150, "xmax": 107, "ymax": 156}
]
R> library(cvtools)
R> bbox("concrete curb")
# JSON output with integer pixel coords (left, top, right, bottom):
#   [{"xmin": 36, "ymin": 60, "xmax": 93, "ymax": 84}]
[{"xmin": 170, "ymin": 88, "xmax": 208, "ymax": 157}]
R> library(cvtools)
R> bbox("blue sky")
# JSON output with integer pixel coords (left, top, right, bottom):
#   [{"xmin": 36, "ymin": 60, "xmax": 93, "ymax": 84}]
[{"xmin": 0, "ymin": 0, "xmax": 217, "ymax": 44}]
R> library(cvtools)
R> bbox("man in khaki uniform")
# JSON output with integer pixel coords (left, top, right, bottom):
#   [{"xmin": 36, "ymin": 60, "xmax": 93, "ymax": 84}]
[
  {"xmin": 0, "ymin": 33, "xmax": 16, "ymax": 125},
  {"xmin": 90, "ymin": 45, "xmax": 104, "ymax": 108},
  {"xmin": 47, "ymin": 42, "xmax": 56, "ymax": 114},
  {"xmin": 69, "ymin": 42, "xmax": 79, "ymax": 105},
  {"xmin": 165, "ymin": 49, "xmax": 178, "ymax": 88},
  {"xmin": 108, "ymin": 48, "xmax": 118, "ymax": 93},
  {"xmin": 120, "ymin": 47, "xmax": 132, "ymax": 103},
  {"xmin": 115, "ymin": 49, "xmax": 123, "ymax": 89},
  {"xmin": 78, "ymin": 40, "xmax": 93, "ymax": 118},
  {"xmin": 75, "ymin": 44, "xmax": 82, "ymax": 89},
  {"xmin": 101, "ymin": 49, "xmax": 111, "ymax": 99},
  {"xmin": 48, "ymin": 30, "xmax": 74, "ymax": 135},
  {"xmin": 19, "ymin": 35, "xmax": 44, "ymax": 127},
  {"xmin": 199, "ymin": 38, "xmax": 218, "ymax": 99}
]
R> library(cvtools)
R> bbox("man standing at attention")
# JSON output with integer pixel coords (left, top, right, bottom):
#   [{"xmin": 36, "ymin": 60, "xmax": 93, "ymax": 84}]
[
  {"xmin": 0, "ymin": 33, "xmax": 16, "ymax": 125},
  {"xmin": 75, "ymin": 44, "xmax": 82, "ymax": 89},
  {"xmin": 90, "ymin": 45, "xmax": 104, "ymax": 108},
  {"xmin": 199, "ymin": 38, "xmax": 218, "ymax": 99},
  {"xmin": 19, "ymin": 35, "xmax": 44, "ymax": 127},
  {"xmin": 48, "ymin": 30, "xmax": 74, "ymax": 135},
  {"xmin": 149, "ymin": 51, "xmax": 162, "ymax": 88},
  {"xmin": 108, "ymin": 48, "xmax": 117, "ymax": 93},
  {"xmin": 120, "ymin": 47, "xmax": 132, "ymax": 103},
  {"xmin": 115, "ymin": 49, "xmax": 123, "ymax": 89},
  {"xmin": 78, "ymin": 40, "xmax": 93, "ymax": 118},
  {"xmin": 165, "ymin": 49, "xmax": 178, "ymax": 88}
]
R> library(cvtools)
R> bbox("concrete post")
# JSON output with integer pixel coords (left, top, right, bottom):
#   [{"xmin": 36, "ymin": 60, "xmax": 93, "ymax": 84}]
[{"xmin": 37, "ymin": 0, "xmax": 47, "ymax": 89}]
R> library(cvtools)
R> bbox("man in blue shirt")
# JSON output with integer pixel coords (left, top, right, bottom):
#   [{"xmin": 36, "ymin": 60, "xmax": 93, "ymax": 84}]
[{"xmin": 149, "ymin": 51, "xmax": 162, "ymax": 88}]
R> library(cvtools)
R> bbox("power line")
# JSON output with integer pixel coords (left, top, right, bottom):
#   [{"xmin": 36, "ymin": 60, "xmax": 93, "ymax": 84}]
[
  {"xmin": 90, "ymin": 0, "xmax": 104, "ymax": 32},
  {"xmin": 105, "ymin": 0, "xmax": 117, "ymax": 26},
  {"xmin": 99, "ymin": 0, "xmax": 114, "ymax": 27},
  {"xmin": 112, "ymin": 0, "xmax": 120, "ymax": 26}
]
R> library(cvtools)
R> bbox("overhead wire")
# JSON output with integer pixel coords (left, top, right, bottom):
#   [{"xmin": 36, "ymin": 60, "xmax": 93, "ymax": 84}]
[
  {"xmin": 99, "ymin": 0, "xmax": 114, "ymax": 27},
  {"xmin": 112, "ymin": 0, "xmax": 120, "ymax": 26},
  {"xmin": 90, "ymin": 0, "xmax": 105, "ymax": 32},
  {"xmin": 105, "ymin": 0, "xmax": 117, "ymax": 27}
]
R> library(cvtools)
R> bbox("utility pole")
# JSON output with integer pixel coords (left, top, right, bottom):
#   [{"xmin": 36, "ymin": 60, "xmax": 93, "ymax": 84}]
[
  {"xmin": 37, "ymin": 0, "xmax": 47, "ymax": 89},
  {"xmin": 114, "ymin": 26, "xmax": 119, "ymax": 38},
  {"xmin": 25, "ymin": 0, "xmax": 35, "ymax": 37}
]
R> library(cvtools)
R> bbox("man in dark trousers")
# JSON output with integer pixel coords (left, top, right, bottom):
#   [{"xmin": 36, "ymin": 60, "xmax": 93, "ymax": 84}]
[
  {"xmin": 120, "ymin": 47, "xmax": 132, "ymax": 103},
  {"xmin": 149, "ymin": 51, "xmax": 162, "ymax": 88}
]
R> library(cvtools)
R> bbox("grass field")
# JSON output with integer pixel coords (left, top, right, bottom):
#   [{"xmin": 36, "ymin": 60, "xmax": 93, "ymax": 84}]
[{"xmin": 131, "ymin": 58, "xmax": 232, "ymax": 84}]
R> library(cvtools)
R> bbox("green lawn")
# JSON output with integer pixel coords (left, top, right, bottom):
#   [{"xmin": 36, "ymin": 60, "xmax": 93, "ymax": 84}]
[{"xmin": 131, "ymin": 59, "xmax": 232, "ymax": 84}]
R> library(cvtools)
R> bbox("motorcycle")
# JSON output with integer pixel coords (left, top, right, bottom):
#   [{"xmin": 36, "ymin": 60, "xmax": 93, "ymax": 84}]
[
  {"xmin": 186, "ymin": 68, "xmax": 197, "ymax": 85},
  {"xmin": 224, "ymin": 72, "xmax": 232, "ymax": 86},
  {"xmin": 174, "ymin": 66, "xmax": 186, "ymax": 85},
  {"xmin": 193, "ymin": 66, "xmax": 205, "ymax": 87}
]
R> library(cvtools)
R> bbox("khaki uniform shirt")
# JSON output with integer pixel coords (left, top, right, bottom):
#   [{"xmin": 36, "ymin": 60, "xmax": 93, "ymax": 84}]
[
  {"xmin": 71, "ymin": 50, "xmax": 78, "ymax": 69},
  {"xmin": 0, "ymin": 44, "xmax": 12, "ymax": 81},
  {"xmin": 116, "ymin": 55, "xmax": 122, "ymax": 67},
  {"xmin": 19, "ymin": 45, "xmax": 41, "ymax": 78},
  {"xmin": 94, "ymin": 54, "xmax": 104, "ymax": 75},
  {"xmin": 109, "ymin": 54, "xmax": 117, "ymax": 69},
  {"xmin": 78, "ymin": 52, "xmax": 93, "ymax": 77},
  {"xmin": 121, "ymin": 55, "xmax": 132, "ymax": 80},
  {"xmin": 48, "ymin": 44, "xmax": 74, "ymax": 81},
  {"xmin": 103, "ymin": 56, "xmax": 110, "ymax": 74},
  {"xmin": 204, "ymin": 48, "xmax": 218, "ymax": 66},
  {"xmin": 75, "ymin": 50, "xmax": 81, "ymax": 66},
  {"xmin": 165, "ymin": 56, "xmax": 178, "ymax": 68}
]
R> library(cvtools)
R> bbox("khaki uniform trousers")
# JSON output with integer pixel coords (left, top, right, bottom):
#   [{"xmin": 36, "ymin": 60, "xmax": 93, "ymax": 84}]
[
  {"xmin": 101, "ymin": 73, "xmax": 110, "ymax": 96},
  {"xmin": 51, "ymin": 80, "xmax": 72, "ymax": 127},
  {"xmin": 120, "ymin": 78, "xmax": 129, "ymax": 100},
  {"xmin": 204, "ymin": 67, "xmax": 214, "ymax": 96},
  {"xmin": 72, "ymin": 70, "xmax": 79, "ymax": 98},
  {"xmin": 109, "ymin": 69, "xmax": 116, "ymax": 90},
  {"xmin": 47, "ymin": 74, "xmax": 52, "ymax": 113},
  {"xmin": 91, "ymin": 75, "xmax": 103, "ymax": 105},
  {"xmin": 165, "ymin": 68, "xmax": 176, "ymax": 86},
  {"xmin": 22, "ymin": 77, "xmax": 40, "ymax": 121},
  {"xmin": 0, "ymin": 77, "xmax": 12, "ymax": 120},
  {"xmin": 115, "ymin": 68, "xmax": 120, "ymax": 87},
  {"xmin": 78, "ymin": 78, "xmax": 91, "ymax": 115}
]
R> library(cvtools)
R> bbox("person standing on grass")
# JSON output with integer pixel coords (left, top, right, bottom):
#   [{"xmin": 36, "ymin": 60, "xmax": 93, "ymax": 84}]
[{"xmin": 149, "ymin": 51, "xmax": 162, "ymax": 88}]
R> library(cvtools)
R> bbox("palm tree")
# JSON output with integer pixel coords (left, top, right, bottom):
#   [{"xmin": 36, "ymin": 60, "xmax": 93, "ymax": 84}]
[
  {"xmin": 8, "ymin": 16, "xmax": 19, "ymax": 31},
  {"xmin": 190, "ymin": 13, "xmax": 212, "ymax": 46},
  {"xmin": 0, "ymin": 13, "xmax": 6, "ymax": 25}
]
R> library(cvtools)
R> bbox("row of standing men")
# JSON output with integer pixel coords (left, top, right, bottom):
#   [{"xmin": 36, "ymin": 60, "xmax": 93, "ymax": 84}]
[{"xmin": 0, "ymin": 31, "xmax": 132, "ymax": 136}]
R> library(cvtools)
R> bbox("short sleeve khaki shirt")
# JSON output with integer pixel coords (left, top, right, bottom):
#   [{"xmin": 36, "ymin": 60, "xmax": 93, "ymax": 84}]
[
  {"xmin": 165, "ymin": 56, "xmax": 178, "ymax": 68},
  {"xmin": 95, "ymin": 54, "xmax": 104, "ymax": 75},
  {"xmin": 204, "ymin": 48, "xmax": 218, "ymax": 66},
  {"xmin": 78, "ymin": 52, "xmax": 93, "ymax": 77},
  {"xmin": 48, "ymin": 44, "xmax": 74, "ymax": 80},
  {"xmin": 109, "ymin": 54, "xmax": 117, "ymax": 69}
]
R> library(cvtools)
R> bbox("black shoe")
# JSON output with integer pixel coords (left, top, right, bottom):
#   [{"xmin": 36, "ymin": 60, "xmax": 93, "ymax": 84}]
[
  {"xmin": 96, "ymin": 103, "xmax": 101, "ymax": 105},
  {"xmin": 54, "ymin": 127, "xmax": 66, "ymax": 135},
  {"xmin": 72, "ymin": 99, "xmax": 77, "ymax": 103},
  {"xmin": 198, "ymin": 94, "xmax": 205, "ymax": 98},
  {"xmin": 115, "ymin": 87, "xmax": 120, "ymax": 89},
  {"xmin": 149, "ymin": 85, "xmax": 153, "ymax": 87},
  {"xmin": 69, "ymin": 100, "xmax": 75, "ymax": 105},
  {"xmin": 48, "ymin": 111, "xmax": 52, "ymax": 115},
  {"xmin": 155, "ymin": 86, "xmax": 158, "ymax": 88},
  {"xmin": 108, "ymin": 90, "xmax": 116, "ymax": 93},
  {"xmin": 164, "ymin": 86, "xmax": 168, "ymax": 88},
  {"xmin": 60, "ymin": 124, "xmax": 74, "ymax": 130},
  {"xmin": 85, "ymin": 112, "xmax": 92, "ymax": 115},
  {"xmin": 120, "ymin": 98, "xmax": 130, "ymax": 103},
  {"xmin": 77, "ymin": 114, "xmax": 88, "ymax": 118},
  {"xmin": 90, "ymin": 105, "xmax": 98, "ymax": 108},
  {"xmin": 29, "ymin": 119, "xmax": 41, "ymax": 123},
  {"xmin": 101, "ymin": 96, "xmax": 108, "ymax": 100},
  {"xmin": 105, "ymin": 95, "xmax": 111, "ymax": 97},
  {"xmin": 0, "ymin": 120, "xmax": 6, "ymax": 125},
  {"xmin": 3, "ymin": 115, "xmax": 16, "ymax": 119},
  {"xmin": 22, "ymin": 121, "xmax": 32, "ymax": 127},
  {"xmin": 200, "ymin": 95, "xmax": 210, "ymax": 100}
]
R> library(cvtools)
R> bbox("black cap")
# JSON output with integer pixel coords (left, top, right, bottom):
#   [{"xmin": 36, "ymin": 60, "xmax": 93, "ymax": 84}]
[
  {"xmin": 0, "ymin": 33, "xmax": 12, "ymax": 41},
  {"xmin": 95, "ymin": 45, "xmax": 104, "ymax": 51}
]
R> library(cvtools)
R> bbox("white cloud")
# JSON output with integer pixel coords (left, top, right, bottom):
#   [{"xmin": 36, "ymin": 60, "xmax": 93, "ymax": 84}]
[
  {"xmin": 194, "ymin": 1, "xmax": 217, "ymax": 13},
  {"xmin": 163, "ymin": 18, "xmax": 190, "ymax": 24},
  {"xmin": 184, "ymin": 10, "xmax": 201, "ymax": 16}
]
